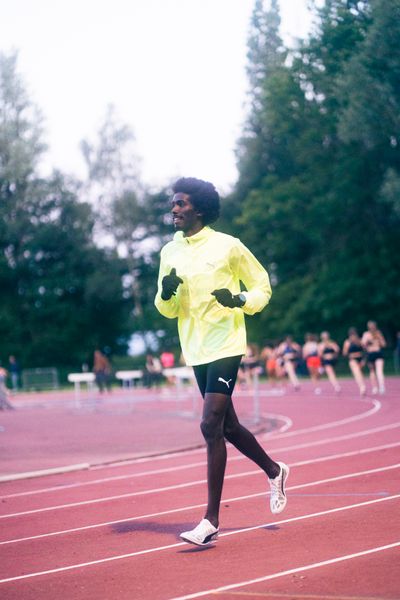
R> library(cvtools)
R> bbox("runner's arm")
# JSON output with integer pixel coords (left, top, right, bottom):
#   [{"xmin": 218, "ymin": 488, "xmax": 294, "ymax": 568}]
[{"xmin": 232, "ymin": 241, "xmax": 272, "ymax": 315}]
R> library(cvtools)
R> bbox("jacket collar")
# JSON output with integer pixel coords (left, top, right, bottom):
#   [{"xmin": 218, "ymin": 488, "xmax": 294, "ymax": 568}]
[{"xmin": 173, "ymin": 226, "xmax": 214, "ymax": 244}]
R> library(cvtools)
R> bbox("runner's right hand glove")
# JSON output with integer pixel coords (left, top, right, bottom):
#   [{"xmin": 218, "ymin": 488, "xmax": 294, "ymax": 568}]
[
  {"xmin": 161, "ymin": 268, "xmax": 183, "ymax": 300},
  {"xmin": 211, "ymin": 288, "xmax": 244, "ymax": 308}
]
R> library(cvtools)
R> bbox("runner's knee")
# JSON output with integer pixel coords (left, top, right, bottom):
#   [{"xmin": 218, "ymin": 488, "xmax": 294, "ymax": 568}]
[{"xmin": 200, "ymin": 414, "xmax": 224, "ymax": 443}]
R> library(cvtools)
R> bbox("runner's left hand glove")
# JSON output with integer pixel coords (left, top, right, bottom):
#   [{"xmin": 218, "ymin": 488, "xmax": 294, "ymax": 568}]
[
  {"xmin": 161, "ymin": 268, "xmax": 183, "ymax": 300},
  {"xmin": 211, "ymin": 288, "xmax": 244, "ymax": 308}
]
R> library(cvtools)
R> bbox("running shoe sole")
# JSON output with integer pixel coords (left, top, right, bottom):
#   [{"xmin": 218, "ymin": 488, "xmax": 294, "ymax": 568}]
[
  {"xmin": 179, "ymin": 531, "xmax": 219, "ymax": 546},
  {"xmin": 270, "ymin": 461, "xmax": 289, "ymax": 514}
]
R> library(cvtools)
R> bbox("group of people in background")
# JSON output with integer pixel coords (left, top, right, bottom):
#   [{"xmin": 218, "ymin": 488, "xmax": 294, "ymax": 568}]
[
  {"xmin": 241, "ymin": 321, "xmax": 388, "ymax": 396},
  {"xmin": 93, "ymin": 348, "xmax": 178, "ymax": 392},
  {"xmin": 92, "ymin": 320, "xmax": 394, "ymax": 396},
  {"xmin": 0, "ymin": 322, "xmax": 396, "ymax": 399}
]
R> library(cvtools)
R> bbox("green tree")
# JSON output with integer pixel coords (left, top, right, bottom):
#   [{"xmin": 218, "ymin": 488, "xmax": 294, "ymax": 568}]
[
  {"xmin": 234, "ymin": 0, "xmax": 286, "ymax": 199},
  {"xmin": 231, "ymin": 0, "xmax": 400, "ymax": 345},
  {"xmin": 0, "ymin": 53, "xmax": 133, "ymax": 368},
  {"xmin": 80, "ymin": 103, "xmax": 142, "ymax": 232}
]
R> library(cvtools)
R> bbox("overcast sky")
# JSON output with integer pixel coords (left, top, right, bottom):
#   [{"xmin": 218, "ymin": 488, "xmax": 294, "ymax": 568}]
[{"xmin": 0, "ymin": 0, "xmax": 313, "ymax": 193}]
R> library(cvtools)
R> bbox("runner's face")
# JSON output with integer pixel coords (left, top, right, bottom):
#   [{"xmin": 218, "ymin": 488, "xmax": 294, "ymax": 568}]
[{"xmin": 171, "ymin": 193, "xmax": 203, "ymax": 236}]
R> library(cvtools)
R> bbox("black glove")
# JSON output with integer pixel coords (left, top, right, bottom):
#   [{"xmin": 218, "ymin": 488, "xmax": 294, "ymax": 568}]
[
  {"xmin": 161, "ymin": 268, "xmax": 183, "ymax": 300},
  {"xmin": 211, "ymin": 288, "xmax": 245, "ymax": 308}
]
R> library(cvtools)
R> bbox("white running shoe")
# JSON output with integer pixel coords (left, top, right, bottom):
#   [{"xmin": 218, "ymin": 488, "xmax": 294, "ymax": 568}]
[
  {"xmin": 180, "ymin": 518, "xmax": 219, "ymax": 546},
  {"xmin": 269, "ymin": 462, "xmax": 289, "ymax": 514}
]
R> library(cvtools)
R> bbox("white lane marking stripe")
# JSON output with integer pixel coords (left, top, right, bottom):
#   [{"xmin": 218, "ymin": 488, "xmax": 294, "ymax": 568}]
[
  {"xmin": 1, "ymin": 412, "xmax": 395, "ymax": 502},
  {"xmin": 1, "ymin": 420, "xmax": 398, "ymax": 513},
  {"xmin": 0, "ymin": 460, "xmax": 208, "ymax": 500},
  {"xmin": 169, "ymin": 541, "xmax": 400, "ymax": 600},
  {"xmin": 1, "ymin": 428, "xmax": 399, "ymax": 520},
  {"xmin": 1, "ymin": 474, "xmax": 398, "ymax": 547},
  {"xmin": 0, "ymin": 412, "xmax": 292, "ymax": 500},
  {"xmin": 86, "ymin": 396, "xmax": 382, "ymax": 471},
  {"xmin": 1, "ymin": 440, "xmax": 398, "ymax": 545},
  {"xmin": 263, "ymin": 413, "xmax": 293, "ymax": 435},
  {"xmin": 273, "ymin": 421, "xmax": 400, "ymax": 454},
  {"xmin": 293, "ymin": 440, "xmax": 400, "ymax": 467},
  {"xmin": 263, "ymin": 399, "xmax": 381, "ymax": 440},
  {"xmin": 1, "ymin": 495, "xmax": 399, "ymax": 585},
  {"xmin": 0, "ymin": 454, "xmax": 400, "ymax": 519}
]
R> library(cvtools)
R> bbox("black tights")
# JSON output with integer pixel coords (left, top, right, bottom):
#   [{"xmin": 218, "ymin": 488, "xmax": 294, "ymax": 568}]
[{"xmin": 200, "ymin": 392, "xmax": 279, "ymax": 528}]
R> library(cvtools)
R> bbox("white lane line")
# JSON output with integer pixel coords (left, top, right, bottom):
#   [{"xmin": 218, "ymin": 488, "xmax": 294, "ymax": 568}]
[
  {"xmin": 84, "ymin": 396, "xmax": 383, "ymax": 472},
  {"xmin": 90, "ymin": 446, "xmax": 206, "ymax": 469},
  {"xmin": 291, "ymin": 440, "xmax": 400, "ymax": 468},
  {"xmin": 1, "ymin": 494, "xmax": 399, "ymax": 585},
  {"xmin": 263, "ymin": 413, "xmax": 293, "ymax": 435},
  {"xmin": 0, "ymin": 464, "xmax": 90, "ymax": 484},
  {"xmin": 262, "ymin": 399, "xmax": 381, "ymax": 440},
  {"xmin": 0, "ymin": 461, "xmax": 208, "ymax": 500},
  {"xmin": 2, "ymin": 415, "xmax": 397, "ymax": 502},
  {"xmin": 1, "ymin": 459, "xmax": 399, "ymax": 536},
  {"xmin": 273, "ymin": 421, "xmax": 400, "ymax": 454},
  {"xmin": 169, "ymin": 541, "xmax": 400, "ymax": 600},
  {"xmin": 2, "ymin": 440, "xmax": 398, "ymax": 544},
  {"xmin": 0, "ymin": 412, "xmax": 291, "ymax": 500},
  {"xmin": 1, "ymin": 433, "xmax": 399, "ymax": 520}
]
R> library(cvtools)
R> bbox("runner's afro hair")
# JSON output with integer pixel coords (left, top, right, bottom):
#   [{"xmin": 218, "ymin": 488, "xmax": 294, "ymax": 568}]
[{"xmin": 172, "ymin": 177, "xmax": 220, "ymax": 225}]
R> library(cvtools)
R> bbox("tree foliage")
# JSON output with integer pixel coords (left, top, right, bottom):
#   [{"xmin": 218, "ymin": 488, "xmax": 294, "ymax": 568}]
[
  {"xmin": 1, "ymin": 0, "xmax": 399, "ymax": 371},
  {"xmin": 0, "ymin": 53, "xmax": 133, "ymax": 368},
  {"xmin": 229, "ymin": 0, "xmax": 400, "ymax": 345}
]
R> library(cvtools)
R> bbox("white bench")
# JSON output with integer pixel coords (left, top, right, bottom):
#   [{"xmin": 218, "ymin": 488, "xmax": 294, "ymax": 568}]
[
  {"xmin": 68, "ymin": 373, "xmax": 96, "ymax": 407},
  {"xmin": 115, "ymin": 370, "xmax": 143, "ymax": 388},
  {"xmin": 162, "ymin": 366, "xmax": 195, "ymax": 382}
]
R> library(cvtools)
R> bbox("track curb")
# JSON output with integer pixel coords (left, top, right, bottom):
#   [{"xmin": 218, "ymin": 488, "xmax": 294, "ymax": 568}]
[
  {"xmin": 0, "ymin": 420, "xmax": 269, "ymax": 483},
  {"xmin": 0, "ymin": 463, "xmax": 91, "ymax": 483}
]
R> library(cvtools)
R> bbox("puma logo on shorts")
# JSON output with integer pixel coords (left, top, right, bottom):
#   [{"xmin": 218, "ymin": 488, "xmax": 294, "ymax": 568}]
[{"xmin": 218, "ymin": 377, "xmax": 232, "ymax": 389}]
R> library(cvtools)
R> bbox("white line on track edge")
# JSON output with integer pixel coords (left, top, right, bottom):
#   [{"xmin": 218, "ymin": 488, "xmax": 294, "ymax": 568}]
[
  {"xmin": 1, "ymin": 416, "xmax": 397, "ymax": 502},
  {"xmin": 0, "ymin": 494, "xmax": 399, "ymax": 585},
  {"xmin": 1, "ymin": 461, "xmax": 399, "ymax": 545},
  {"xmin": 168, "ymin": 541, "xmax": 400, "ymax": 600}
]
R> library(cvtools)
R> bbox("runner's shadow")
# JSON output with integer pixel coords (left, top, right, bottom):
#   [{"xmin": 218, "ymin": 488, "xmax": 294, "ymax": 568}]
[
  {"xmin": 111, "ymin": 520, "xmax": 218, "ymax": 551},
  {"xmin": 221, "ymin": 524, "xmax": 280, "ymax": 532},
  {"xmin": 110, "ymin": 520, "xmax": 195, "ymax": 536},
  {"xmin": 112, "ymin": 522, "xmax": 281, "ymax": 537},
  {"xmin": 177, "ymin": 545, "xmax": 216, "ymax": 554}
]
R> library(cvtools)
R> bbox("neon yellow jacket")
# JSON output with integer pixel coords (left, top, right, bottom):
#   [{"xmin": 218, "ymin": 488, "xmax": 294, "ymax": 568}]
[{"xmin": 154, "ymin": 226, "xmax": 272, "ymax": 366}]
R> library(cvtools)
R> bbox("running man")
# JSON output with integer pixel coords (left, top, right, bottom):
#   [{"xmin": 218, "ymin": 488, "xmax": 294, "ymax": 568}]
[{"xmin": 155, "ymin": 177, "xmax": 289, "ymax": 546}]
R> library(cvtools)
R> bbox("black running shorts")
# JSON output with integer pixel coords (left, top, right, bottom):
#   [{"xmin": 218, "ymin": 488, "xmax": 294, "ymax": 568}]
[
  {"xmin": 367, "ymin": 351, "xmax": 384, "ymax": 364},
  {"xmin": 192, "ymin": 355, "xmax": 242, "ymax": 398}
]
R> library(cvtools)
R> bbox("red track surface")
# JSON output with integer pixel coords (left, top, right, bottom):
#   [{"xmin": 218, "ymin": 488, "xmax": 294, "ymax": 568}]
[{"xmin": 1, "ymin": 378, "xmax": 399, "ymax": 599}]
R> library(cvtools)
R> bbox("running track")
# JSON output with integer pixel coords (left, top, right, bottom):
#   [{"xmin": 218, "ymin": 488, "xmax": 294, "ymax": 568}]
[{"xmin": 1, "ymin": 379, "xmax": 399, "ymax": 599}]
